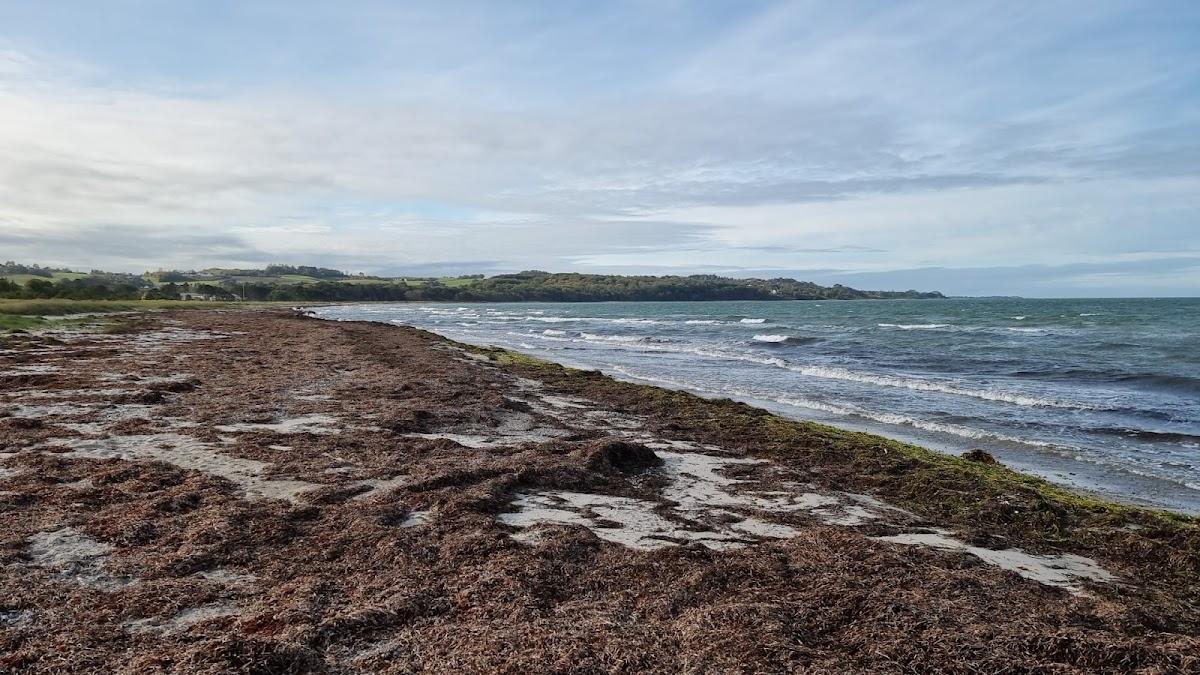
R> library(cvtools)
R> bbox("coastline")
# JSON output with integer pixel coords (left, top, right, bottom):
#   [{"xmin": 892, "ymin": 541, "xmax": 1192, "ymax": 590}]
[
  {"xmin": 1, "ymin": 308, "xmax": 1196, "ymax": 672},
  {"xmin": 307, "ymin": 299, "xmax": 1200, "ymax": 515}
]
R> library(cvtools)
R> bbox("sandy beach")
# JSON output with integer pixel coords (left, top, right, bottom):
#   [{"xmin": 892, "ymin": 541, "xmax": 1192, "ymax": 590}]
[{"xmin": 1, "ymin": 308, "xmax": 1197, "ymax": 673}]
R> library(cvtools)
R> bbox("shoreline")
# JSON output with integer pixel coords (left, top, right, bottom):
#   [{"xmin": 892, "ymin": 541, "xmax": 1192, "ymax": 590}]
[
  {"xmin": 1, "ymin": 308, "xmax": 1196, "ymax": 672},
  {"xmin": 307, "ymin": 302, "xmax": 1200, "ymax": 516}
]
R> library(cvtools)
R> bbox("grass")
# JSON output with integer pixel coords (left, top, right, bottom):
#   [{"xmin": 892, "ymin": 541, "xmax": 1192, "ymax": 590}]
[
  {"xmin": 0, "ymin": 298, "xmax": 305, "ymax": 332},
  {"xmin": 1, "ymin": 272, "xmax": 92, "ymax": 284},
  {"xmin": 0, "ymin": 298, "xmax": 238, "ymax": 317},
  {"xmin": 336, "ymin": 278, "xmax": 403, "ymax": 285},
  {"xmin": 0, "ymin": 314, "xmax": 49, "ymax": 332}
]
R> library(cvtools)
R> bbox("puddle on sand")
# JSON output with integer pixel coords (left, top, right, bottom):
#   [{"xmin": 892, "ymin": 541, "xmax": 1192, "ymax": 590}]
[
  {"xmin": 0, "ymin": 610, "xmax": 34, "ymax": 628},
  {"xmin": 39, "ymin": 434, "xmax": 323, "ymax": 502},
  {"xmin": 499, "ymin": 448, "xmax": 1116, "ymax": 593},
  {"xmin": 214, "ymin": 414, "xmax": 341, "ymax": 435},
  {"xmin": 0, "ymin": 364, "xmax": 62, "ymax": 376},
  {"xmin": 125, "ymin": 602, "xmax": 240, "ymax": 635},
  {"xmin": 498, "ymin": 492, "xmax": 753, "ymax": 550},
  {"xmin": 195, "ymin": 568, "xmax": 257, "ymax": 586},
  {"xmin": 11, "ymin": 403, "xmax": 94, "ymax": 418},
  {"xmin": 404, "ymin": 410, "xmax": 570, "ymax": 449},
  {"xmin": 38, "ymin": 434, "xmax": 406, "ymax": 503},
  {"xmin": 3, "ymin": 388, "xmax": 138, "ymax": 400},
  {"xmin": 499, "ymin": 450, "xmax": 881, "ymax": 551},
  {"xmin": 873, "ymin": 530, "xmax": 1115, "ymax": 594},
  {"xmin": 399, "ymin": 510, "xmax": 433, "ymax": 528},
  {"xmin": 25, "ymin": 527, "xmax": 135, "ymax": 590},
  {"xmin": 350, "ymin": 475, "xmax": 409, "ymax": 500},
  {"xmin": 656, "ymin": 451, "xmax": 889, "ymax": 527},
  {"xmin": 99, "ymin": 372, "xmax": 194, "ymax": 385}
]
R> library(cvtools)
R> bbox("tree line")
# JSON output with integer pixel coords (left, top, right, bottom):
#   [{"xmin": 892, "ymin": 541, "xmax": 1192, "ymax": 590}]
[{"xmin": 1, "ymin": 267, "xmax": 942, "ymax": 302}]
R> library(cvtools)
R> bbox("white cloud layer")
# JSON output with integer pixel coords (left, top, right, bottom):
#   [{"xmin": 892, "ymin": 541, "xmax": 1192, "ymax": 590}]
[{"xmin": 0, "ymin": 1, "xmax": 1197, "ymax": 295}]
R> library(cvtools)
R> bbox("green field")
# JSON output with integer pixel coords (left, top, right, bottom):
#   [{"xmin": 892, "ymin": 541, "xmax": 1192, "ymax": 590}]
[
  {"xmin": 0, "ymin": 298, "xmax": 236, "ymax": 317},
  {"xmin": 335, "ymin": 277, "xmax": 399, "ymax": 285},
  {"xmin": 0, "ymin": 298, "xmax": 308, "ymax": 332},
  {"xmin": 0, "ymin": 271, "xmax": 90, "ymax": 284},
  {"xmin": 330, "ymin": 276, "xmax": 479, "ymax": 288},
  {"xmin": 5, "ymin": 269, "xmax": 483, "ymax": 290}
]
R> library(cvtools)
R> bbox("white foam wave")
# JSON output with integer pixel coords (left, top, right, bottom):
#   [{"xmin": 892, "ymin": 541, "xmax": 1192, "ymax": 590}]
[
  {"xmin": 752, "ymin": 334, "xmax": 790, "ymax": 343},
  {"xmin": 764, "ymin": 395, "xmax": 1058, "ymax": 447},
  {"xmin": 684, "ymin": 319, "xmax": 722, "ymax": 325},
  {"xmin": 739, "ymin": 318, "xmax": 767, "ymax": 324},
  {"xmin": 593, "ymin": 369, "xmax": 1065, "ymax": 451},
  {"xmin": 542, "ymin": 335, "xmax": 1093, "ymax": 410},
  {"xmin": 878, "ymin": 323, "xmax": 950, "ymax": 330},
  {"xmin": 527, "ymin": 316, "xmax": 588, "ymax": 323},
  {"xmin": 784, "ymin": 364, "xmax": 1092, "ymax": 409},
  {"xmin": 542, "ymin": 329, "xmax": 566, "ymax": 336},
  {"xmin": 579, "ymin": 332, "xmax": 646, "ymax": 344}
]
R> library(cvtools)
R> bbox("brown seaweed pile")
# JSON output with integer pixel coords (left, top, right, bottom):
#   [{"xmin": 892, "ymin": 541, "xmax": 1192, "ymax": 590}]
[{"xmin": 0, "ymin": 309, "xmax": 1196, "ymax": 673}]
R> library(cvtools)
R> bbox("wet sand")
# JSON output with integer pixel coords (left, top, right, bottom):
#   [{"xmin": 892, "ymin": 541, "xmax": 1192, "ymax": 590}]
[{"xmin": 1, "ymin": 309, "xmax": 1197, "ymax": 673}]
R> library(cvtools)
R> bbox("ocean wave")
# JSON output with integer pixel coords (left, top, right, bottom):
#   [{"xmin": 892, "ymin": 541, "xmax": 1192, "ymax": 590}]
[
  {"xmin": 1010, "ymin": 316, "xmax": 1027, "ymax": 320},
  {"xmin": 592, "ymin": 369, "xmax": 1182, "ymax": 479},
  {"xmin": 530, "ymin": 333, "xmax": 1098, "ymax": 410},
  {"xmin": 1087, "ymin": 427, "xmax": 1200, "ymax": 444},
  {"xmin": 684, "ymin": 319, "xmax": 722, "ymax": 325},
  {"xmin": 603, "ymin": 364, "xmax": 695, "ymax": 390},
  {"xmin": 577, "ymin": 332, "xmax": 666, "ymax": 344},
  {"xmin": 621, "ymin": 318, "xmax": 674, "ymax": 325},
  {"xmin": 542, "ymin": 329, "xmax": 566, "ymax": 336},
  {"xmin": 739, "ymin": 318, "xmax": 767, "ymax": 324},
  {"xmin": 714, "ymin": 391, "xmax": 1060, "ymax": 449},
  {"xmin": 1113, "ymin": 373, "xmax": 1200, "ymax": 395},
  {"xmin": 877, "ymin": 323, "xmax": 950, "ymax": 330},
  {"xmin": 600, "ymin": 366, "xmax": 1084, "ymax": 452},
  {"xmin": 752, "ymin": 334, "xmax": 819, "ymax": 345},
  {"xmin": 782, "ymin": 364, "xmax": 1095, "ymax": 409},
  {"xmin": 1009, "ymin": 368, "xmax": 1200, "ymax": 396}
]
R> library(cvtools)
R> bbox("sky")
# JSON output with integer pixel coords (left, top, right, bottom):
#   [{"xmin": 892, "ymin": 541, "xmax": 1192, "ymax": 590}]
[{"xmin": 0, "ymin": 1, "xmax": 1197, "ymax": 297}]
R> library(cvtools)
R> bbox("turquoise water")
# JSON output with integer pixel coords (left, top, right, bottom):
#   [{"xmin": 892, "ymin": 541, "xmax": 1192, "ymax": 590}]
[{"xmin": 310, "ymin": 298, "xmax": 1200, "ymax": 513}]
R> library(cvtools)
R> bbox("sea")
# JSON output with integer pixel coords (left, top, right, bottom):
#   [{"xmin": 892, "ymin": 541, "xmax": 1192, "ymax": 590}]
[{"xmin": 307, "ymin": 298, "xmax": 1200, "ymax": 514}]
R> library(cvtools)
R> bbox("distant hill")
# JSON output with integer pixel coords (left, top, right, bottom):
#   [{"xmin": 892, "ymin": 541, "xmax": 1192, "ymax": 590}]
[{"xmin": 1, "ymin": 263, "xmax": 943, "ymax": 302}]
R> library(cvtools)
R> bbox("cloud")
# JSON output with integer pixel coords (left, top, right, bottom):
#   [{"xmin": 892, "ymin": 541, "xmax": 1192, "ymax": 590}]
[
  {"xmin": 765, "ymin": 257, "xmax": 1200, "ymax": 298},
  {"xmin": 0, "ymin": 1, "xmax": 1197, "ymax": 295}
]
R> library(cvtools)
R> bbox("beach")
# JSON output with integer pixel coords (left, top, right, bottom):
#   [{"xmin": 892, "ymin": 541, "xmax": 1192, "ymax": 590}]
[
  {"xmin": 1, "ymin": 308, "xmax": 1197, "ymax": 672},
  {"xmin": 310, "ymin": 298, "xmax": 1200, "ymax": 514}
]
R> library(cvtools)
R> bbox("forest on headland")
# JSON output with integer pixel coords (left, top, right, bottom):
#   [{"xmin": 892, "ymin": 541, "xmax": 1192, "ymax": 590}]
[{"xmin": 0, "ymin": 262, "xmax": 943, "ymax": 302}]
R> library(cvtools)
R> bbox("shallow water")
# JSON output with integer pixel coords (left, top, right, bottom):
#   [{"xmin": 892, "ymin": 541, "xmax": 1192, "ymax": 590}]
[{"xmin": 309, "ymin": 298, "xmax": 1200, "ymax": 513}]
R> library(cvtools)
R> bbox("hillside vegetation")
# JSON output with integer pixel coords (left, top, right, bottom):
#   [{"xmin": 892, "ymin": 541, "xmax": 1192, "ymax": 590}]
[{"xmin": 0, "ymin": 261, "xmax": 942, "ymax": 303}]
